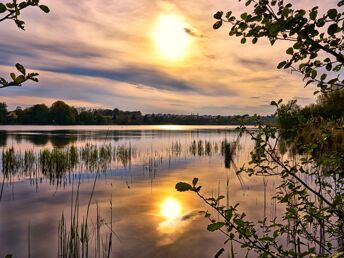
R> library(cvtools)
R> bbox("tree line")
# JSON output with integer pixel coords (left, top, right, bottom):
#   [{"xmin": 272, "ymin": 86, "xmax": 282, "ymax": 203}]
[{"xmin": 0, "ymin": 100, "xmax": 275, "ymax": 125}]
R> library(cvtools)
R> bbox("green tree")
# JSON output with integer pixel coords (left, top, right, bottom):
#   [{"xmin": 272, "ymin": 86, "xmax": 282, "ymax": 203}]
[
  {"xmin": 0, "ymin": 0, "xmax": 49, "ymax": 88},
  {"xmin": 50, "ymin": 101, "xmax": 77, "ymax": 125},
  {"xmin": 21, "ymin": 104, "xmax": 49, "ymax": 124}
]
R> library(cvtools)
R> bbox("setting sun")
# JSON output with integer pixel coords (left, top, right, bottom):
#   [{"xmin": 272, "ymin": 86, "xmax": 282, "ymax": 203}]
[
  {"xmin": 153, "ymin": 15, "xmax": 191, "ymax": 60},
  {"xmin": 161, "ymin": 198, "xmax": 182, "ymax": 220}
]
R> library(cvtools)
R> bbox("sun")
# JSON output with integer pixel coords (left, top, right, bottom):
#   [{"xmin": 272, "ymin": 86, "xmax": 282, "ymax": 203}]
[
  {"xmin": 161, "ymin": 198, "xmax": 182, "ymax": 220},
  {"xmin": 153, "ymin": 15, "xmax": 191, "ymax": 60}
]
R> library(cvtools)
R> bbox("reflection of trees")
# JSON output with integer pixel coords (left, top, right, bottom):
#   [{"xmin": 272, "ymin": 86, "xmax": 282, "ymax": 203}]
[
  {"xmin": 0, "ymin": 131, "xmax": 7, "ymax": 146},
  {"xmin": 50, "ymin": 135, "xmax": 77, "ymax": 148},
  {"xmin": 26, "ymin": 134, "xmax": 49, "ymax": 146}
]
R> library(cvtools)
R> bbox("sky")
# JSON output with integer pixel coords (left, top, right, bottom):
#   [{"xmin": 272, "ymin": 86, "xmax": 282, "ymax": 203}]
[{"xmin": 0, "ymin": 0, "xmax": 338, "ymax": 115}]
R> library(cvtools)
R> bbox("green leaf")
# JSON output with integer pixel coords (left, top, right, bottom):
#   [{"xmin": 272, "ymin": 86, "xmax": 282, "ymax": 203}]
[
  {"xmin": 207, "ymin": 222, "xmax": 225, "ymax": 232},
  {"xmin": 240, "ymin": 12, "xmax": 248, "ymax": 20},
  {"xmin": 310, "ymin": 69, "xmax": 317, "ymax": 79},
  {"xmin": 225, "ymin": 210, "xmax": 233, "ymax": 221},
  {"xmin": 39, "ymin": 5, "xmax": 50, "ymax": 13},
  {"xmin": 192, "ymin": 178, "xmax": 198, "ymax": 187},
  {"xmin": 213, "ymin": 20, "xmax": 223, "ymax": 30},
  {"xmin": 10, "ymin": 73, "xmax": 16, "ymax": 80},
  {"xmin": 252, "ymin": 37, "xmax": 258, "ymax": 44},
  {"xmin": 327, "ymin": 24, "xmax": 338, "ymax": 35},
  {"xmin": 268, "ymin": 21, "xmax": 284, "ymax": 37},
  {"xmin": 14, "ymin": 75, "xmax": 25, "ymax": 84},
  {"xmin": 241, "ymin": 38, "xmax": 247, "ymax": 44},
  {"xmin": 327, "ymin": 9, "xmax": 337, "ymax": 19},
  {"xmin": 175, "ymin": 182, "xmax": 192, "ymax": 192},
  {"xmin": 15, "ymin": 19, "xmax": 25, "ymax": 30},
  {"xmin": 15, "ymin": 63, "xmax": 26, "ymax": 75},
  {"xmin": 309, "ymin": 10, "xmax": 317, "ymax": 20},
  {"xmin": 277, "ymin": 61, "xmax": 287, "ymax": 69},
  {"xmin": 286, "ymin": 47, "xmax": 294, "ymax": 55},
  {"xmin": 225, "ymin": 11, "xmax": 232, "ymax": 19},
  {"xmin": 213, "ymin": 11, "xmax": 223, "ymax": 20},
  {"xmin": 0, "ymin": 3, "xmax": 6, "ymax": 13}
]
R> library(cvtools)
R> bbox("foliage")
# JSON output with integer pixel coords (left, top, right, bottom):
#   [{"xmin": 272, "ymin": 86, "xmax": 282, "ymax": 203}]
[
  {"xmin": 177, "ymin": 111, "xmax": 344, "ymax": 256},
  {"xmin": 0, "ymin": 100, "xmax": 276, "ymax": 125},
  {"xmin": 175, "ymin": 1, "xmax": 344, "ymax": 257},
  {"xmin": 0, "ymin": 0, "xmax": 49, "ymax": 89},
  {"xmin": 49, "ymin": 101, "xmax": 78, "ymax": 125},
  {"xmin": 213, "ymin": 0, "xmax": 344, "ymax": 93}
]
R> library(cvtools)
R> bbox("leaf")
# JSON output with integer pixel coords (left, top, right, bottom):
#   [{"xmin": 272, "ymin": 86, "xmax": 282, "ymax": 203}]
[
  {"xmin": 327, "ymin": 9, "xmax": 337, "ymax": 19},
  {"xmin": 252, "ymin": 37, "xmax": 258, "ymax": 44},
  {"xmin": 175, "ymin": 182, "xmax": 192, "ymax": 192},
  {"xmin": 327, "ymin": 23, "xmax": 338, "ymax": 35},
  {"xmin": 241, "ymin": 38, "xmax": 247, "ymax": 44},
  {"xmin": 0, "ymin": 3, "xmax": 6, "ymax": 13},
  {"xmin": 240, "ymin": 12, "xmax": 248, "ymax": 20},
  {"xmin": 225, "ymin": 210, "xmax": 233, "ymax": 221},
  {"xmin": 15, "ymin": 19, "xmax": 25, "ymax": 30},
  {"xmin": 286, "ymin": 47, "xmax": 294, "ymax": 55},
  {"xmin": 14, "ymin": 75, "xmax": 25, "ymax": 84},
  {"xmin": 192, "ymin": 178, "xmax": 198, "ymax": 187},
  {"xmin": 15, "ymin": 63, "xmax": 26, "ymax": 75},
  {"xmin": 207, "ymin": 222, "xmax": 225, "ymax": 232},
  {"xmin": 277, "ymin": 61, "xmax": 286, "ymax": 69},
  {"xmin": 309, "ymin": 10, "xmax": 317, "ymax": 20},
  {"xmin": 213, "ymin": 21, "xmax": 223, "ymax": 30},
  {"xmin": 10, "ymin": 73, "xmax": 16, "ymax": 80},
  {"xmin": 215, "ymin": 248, "xmax": 225, "ymax": 258},
  {"xmin": 213, "ymin": 11, "xmax": 223, "ymax": 20},
  {"xmin": 39, "ymin": 5, "xmax": 50, "ymax": 13},
  {"xmin": 270, "ymin": 101, "xmax": 278, "ymax": 106},
  {"xmin": 268, "ymin": 21, "xmax": 284, "ymax": 37}
]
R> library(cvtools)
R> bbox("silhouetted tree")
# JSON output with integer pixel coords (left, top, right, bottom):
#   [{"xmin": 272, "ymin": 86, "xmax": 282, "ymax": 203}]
[{"xmin": 50, "ymin": 101, "xmax": 77, "ymax": 125}]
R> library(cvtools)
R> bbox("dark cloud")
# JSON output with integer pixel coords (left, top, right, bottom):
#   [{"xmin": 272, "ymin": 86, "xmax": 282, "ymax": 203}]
[
  {"xmin": 236, "ymin": 57, "xmax": 273, "ymax": 70},
  {"xmin": 36, "ymin": 65, "xmax": 238, "ymax": 97},
  {"xmin": 184, "ymin": 27, "xmax": 204, "ymax": 38},
  {"xmin": 0, "ymin": 41, "xmax": 103, "ymax": 62}
]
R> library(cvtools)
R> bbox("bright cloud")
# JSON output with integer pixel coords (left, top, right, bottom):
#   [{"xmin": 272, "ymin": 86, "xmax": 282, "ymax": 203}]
[{"xmin": 0, "ymin": 0, "xmax": 334, "ymax": 114}]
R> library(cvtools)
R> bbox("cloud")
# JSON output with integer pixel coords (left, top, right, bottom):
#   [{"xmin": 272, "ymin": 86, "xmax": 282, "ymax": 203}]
[
  {"xmin": 0, "ymin": 0, "xmax": 329, "ymax": 114},
  {"xmin": 184, "ymin": 27, "xmax": 204, "ymax": 38}
]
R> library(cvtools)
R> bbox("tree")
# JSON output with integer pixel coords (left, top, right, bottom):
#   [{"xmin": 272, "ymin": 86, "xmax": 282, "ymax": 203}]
[
  {"xmin": 50, "ymin": 101, "xmax": 77, "ymax": 125},
  {"xmin": 0, "ymin": 0, "xmax": 49, "ymax": 88},
  {"xmin": 213, "ymin": 0, "xmax": 344, "ymax": 93},
  {"xmin": 21, "ymin": 104, "xmax": 49, "ymax": 124},
  {"xmin": 177, "ymin": 1, "xmax": 344, "ymax": 257},
  {"xmin": 0, "ymin": 102, "xmax": 7, "ymax": 124}
]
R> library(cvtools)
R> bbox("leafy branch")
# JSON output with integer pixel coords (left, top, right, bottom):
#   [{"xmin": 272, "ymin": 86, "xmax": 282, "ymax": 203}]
[
  {"xmin": 0, "ymin": 0, "xmax": 49, "ymax": 89},
  {"xmin": 213, "ymin": 0, "xmax": 344, "ymax": 93}
]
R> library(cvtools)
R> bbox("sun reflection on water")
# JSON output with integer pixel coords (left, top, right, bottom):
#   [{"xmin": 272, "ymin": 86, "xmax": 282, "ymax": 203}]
[{"xmin": 161, "ymin": 198, "xmax": 181, "ymax": 220}]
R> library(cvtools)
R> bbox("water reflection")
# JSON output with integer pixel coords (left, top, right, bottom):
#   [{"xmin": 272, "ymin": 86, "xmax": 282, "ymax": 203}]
[
  {"xmin": 0, "ymin": 131, "xmax": 7, "ymax": 146},
  {"xmin": 0, "ymin": 125, "xmax": 280, "ymax": 258},
  {"xmin": 160, "ymin": 198, "xmax": 182, "ymax": 220}
]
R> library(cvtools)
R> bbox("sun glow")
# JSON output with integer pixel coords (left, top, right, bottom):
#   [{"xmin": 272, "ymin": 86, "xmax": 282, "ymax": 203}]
[
  {"xmin": 153, "ymin": 15, "xmax": 191, "ymax": 60},
  {"xmin": 160, "ymin": 198, "xmax": 182, "ymax": 220}
]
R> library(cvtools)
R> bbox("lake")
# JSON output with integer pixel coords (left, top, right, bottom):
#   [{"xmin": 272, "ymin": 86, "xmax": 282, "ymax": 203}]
[{"xmin": 0, "ymin": 125, "xmax": 280, "ymax": 258}]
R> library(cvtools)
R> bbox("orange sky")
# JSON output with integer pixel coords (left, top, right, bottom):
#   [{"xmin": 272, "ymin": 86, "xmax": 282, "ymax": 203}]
[{"xmin": 0, "ymin": 0, "xmax": 336, "ymax": 115}]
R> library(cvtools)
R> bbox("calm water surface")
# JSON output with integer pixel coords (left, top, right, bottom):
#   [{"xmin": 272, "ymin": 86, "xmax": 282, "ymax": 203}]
[{"xmin": 0, "ymin": 125, "xmax": 279, "ymax": 258}]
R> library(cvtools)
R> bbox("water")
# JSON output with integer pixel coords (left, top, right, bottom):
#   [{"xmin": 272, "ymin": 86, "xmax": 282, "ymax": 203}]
[{"xmin": 0, "ymin": 125, "xmax": 279, "ymax": 258}]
